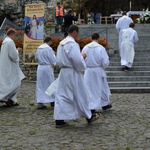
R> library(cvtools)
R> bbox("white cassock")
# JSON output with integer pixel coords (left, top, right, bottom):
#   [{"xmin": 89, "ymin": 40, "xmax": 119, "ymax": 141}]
[
  {"xmin": 0, "ymin": 37, "xmax": 25, "ymax": 102},
  {"xmin": 37, "ymin": 24, "xmax": 44, "ymax": 39},
  {"xmin": 82, "ymin": 41, "xmax": 111, "ymax": 110},
  {"xmin": 121, "ymin": 28, "xmax": 139, "ymax": 68},
  {"xmin": 54, "ymin": 36, "xmax": 92, "ymax": 120},
  {"xmin": 36, "ymin": 43, "xmax": 56, "ymax": 103},
  {"xmin": 116, "ymin": 15, "xmax": 133, "ymax": 56}
]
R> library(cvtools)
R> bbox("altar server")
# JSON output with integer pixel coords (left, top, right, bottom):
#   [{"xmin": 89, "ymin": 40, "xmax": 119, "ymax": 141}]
[
  {"xmin": 36, "ymin": 36, "xmax": 56, "ymax": 109},
  {"xmin": 82, "ymin": 33, "xmax": 112, "ymax": 112},
  {"xmin": 121, "ymin": 23, "xmax": 139, "ymax": 71}
]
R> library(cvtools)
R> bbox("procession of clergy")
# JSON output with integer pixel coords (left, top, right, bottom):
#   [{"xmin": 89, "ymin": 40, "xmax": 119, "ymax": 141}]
[{"xmin": 0, "ymin": 11, "xmax": 138, "ymax": 128}]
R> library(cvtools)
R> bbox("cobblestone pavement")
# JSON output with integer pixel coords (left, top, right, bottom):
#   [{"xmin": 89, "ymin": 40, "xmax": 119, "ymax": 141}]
[{"xmin": 0, "ymin": 81, "xmax": 150, "ymax": 150}]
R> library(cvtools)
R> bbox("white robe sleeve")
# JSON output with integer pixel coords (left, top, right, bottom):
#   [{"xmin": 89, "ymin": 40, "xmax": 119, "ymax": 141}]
[
  {"xmin": 101, "ymin": 48, "xmax": 109, "ymax": 69},
  {"xmin": 8, "ymin": 41, "xmax": 19, "ymax": 62},
  {"xmin": 47, "ymin": 47, "xmax": 56, "ymax": 65},
  {"xmin": 69, "ymin": 43, "xmax": 86, "ymax": 71},
  {"xmin": 82, "ymin": 46, "xmax": 87, "ymax": 54}
]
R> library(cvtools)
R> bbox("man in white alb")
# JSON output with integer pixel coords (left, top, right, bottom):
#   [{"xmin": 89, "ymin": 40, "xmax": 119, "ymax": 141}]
[
  {"xmin": 0, "ymin": 28, "xmax": 25, "ymax": 106},
  {"xmin": 36, "ymin": 36, "xmax": 56, "ymax": 109},
  {"xmin": 82, "ymin": 33, "xmax": 112, "ymax": 112},
  {"xmin": 121, "ymin": 23, "xmax": 139, "ymax": 71}
]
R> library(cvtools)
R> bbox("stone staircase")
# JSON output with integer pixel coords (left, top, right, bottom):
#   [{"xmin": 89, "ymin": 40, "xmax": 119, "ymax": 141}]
[
  {"xmin": 106, "ymin": 24, "xmax": 150, "ymax": 93},
  {"xmin": 107, "ymin": 49, "xmax": 150, "ymax": 93},
  {"xmin": 53, "ymin": 24, "xmax": 150, "ymax": 93}
]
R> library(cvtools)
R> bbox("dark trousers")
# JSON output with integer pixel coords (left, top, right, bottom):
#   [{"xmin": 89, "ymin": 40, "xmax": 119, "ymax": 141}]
[
  {"xmin": 55, "ymin": 120, "xmax": 65, "ymax": 125},
  {"xmin": 55, "ymin": 110, "xmax": 96, "ymax": 125}
]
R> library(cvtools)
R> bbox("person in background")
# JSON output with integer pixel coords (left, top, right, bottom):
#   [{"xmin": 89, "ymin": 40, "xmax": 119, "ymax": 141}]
[
  {"xmin": 54, "ymin": 25, "xmax": 100, "ymax": 128},
  {"xmin": 95, "ymin": 12, "xmax": 102, "ymax": 24},
  {"xmin": 116, "ymin": 11, "xmax": 133, "ymax": 57},
  {"xmin": 117, "ymin": 8, "xmax": 123, "ymax": 14},
  {"xmin": 82, "ymin": 33, "xmax": 112, "ymax": 112},
  {"xmin": 114, "ymin": 8, "xmax": 123, "ymax": 23},
  {"xmin": 63, "ymin": 9, "xmax": 78, "ymax": 36},
  {"xmin": 120, "ymin": 23, "xmax": 139, "ymax": 71},
  {"xmin": 55, "ymin": 2, "xmax": 65, "ymax": 32},
  {"xmin": 0, "ymin": 28, "xmax": 25, "ymax": 106},
  {"xmin": 36, "ymin": 36, "xmax": 56, "ymax": 109},
  {"xmin": 89, "ymin": 9, "xmax": 95, "ymax": 23}
]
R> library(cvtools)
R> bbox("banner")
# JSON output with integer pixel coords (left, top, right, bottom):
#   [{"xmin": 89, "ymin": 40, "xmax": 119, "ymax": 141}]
[{"xmin": 23, "ymin": 3, "xmax": 45, "ymax": 64}]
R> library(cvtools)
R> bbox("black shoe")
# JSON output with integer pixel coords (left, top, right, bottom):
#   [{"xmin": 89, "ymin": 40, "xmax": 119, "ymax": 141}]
[
  {"xmin": 86, "ymin": 113, "xmax": 100, "ymax": 124},
  {"xmin": 5, "ymin": 99, "xmax": 19, "ymax": 106},
  {"xmin": 37, "ymin": 105, "xmax": 47, "ymax": 109},
  {"xmin": 37, "ymin": 103, "xmax": 47, "ymax": 109},
  {"xmin": 102, "ymin": 104, "xmax": 112, "ymax": 110},
  {"xmin": 55, "ymin": 122, "xmax": 69, "ymax": 128},
  {"xmin": 124, "ymin": 66, "xmax": 129, "ymax": 71},
  {"xmin": 50, "ymin": 102, "xmax": 55, "ymax": 108}
]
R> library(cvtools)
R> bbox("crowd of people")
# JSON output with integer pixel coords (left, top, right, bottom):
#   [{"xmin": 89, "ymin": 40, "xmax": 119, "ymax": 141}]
[
  {"xmin": 0, "ymin": 10, "xmax": 139, "ymax": 128},
  {"xmin": 35, "ymin": 25, "xmax": 112, "ymax": 127},
  {"xmin": 0, "ymin": 25, "xmax": 112, "ymax": 128}
]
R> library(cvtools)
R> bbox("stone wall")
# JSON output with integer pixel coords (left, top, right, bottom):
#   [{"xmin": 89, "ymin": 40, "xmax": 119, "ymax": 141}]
[
  {"xmin": 0, "ymin": 1, "xmax": 58, "ymax": 81},
  {"xmin": 0, "ymin": 0, "xmax": 56, "ymax": 27}
]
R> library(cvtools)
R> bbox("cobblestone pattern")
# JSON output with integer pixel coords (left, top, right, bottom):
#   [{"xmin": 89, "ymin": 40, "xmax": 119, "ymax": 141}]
[{"xmin": 0, "ymin": 81, "xmax": 150, "ymax": 150}]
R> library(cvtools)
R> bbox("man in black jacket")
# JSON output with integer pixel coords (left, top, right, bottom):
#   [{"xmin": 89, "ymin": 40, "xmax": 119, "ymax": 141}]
[{"xmin": 63, "ymin": 10, "xmax": 78, "ymax": 36}]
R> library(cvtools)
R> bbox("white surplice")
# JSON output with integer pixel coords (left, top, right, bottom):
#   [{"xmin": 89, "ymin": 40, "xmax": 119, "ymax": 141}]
[
  {"xmin": 116, "ymin": 15, "xmax": 133, "ymax": 56},
  {"xmin": 82, "ymin": 41, "xmax": 111, "ymax": 110},
  {"xmin": 0, "ymin": 37, "xmax": 25, "ymax": 102},
  {"xmin": 36, "ymin": 43, "xmax": 56, "ymax": 103},
  {"xmin": 54, "ymin": 36, "xmax": 92, "ymax": 120},
  {"xmin": 121, "ymin": 27, "xmax": 139, "ymax": 68}
]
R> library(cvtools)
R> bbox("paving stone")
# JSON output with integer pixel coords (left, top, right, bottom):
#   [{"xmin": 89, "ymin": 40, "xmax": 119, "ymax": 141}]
[{"xmin": 0, "ymin": 82, "xmax": 150, "ymax": 149}]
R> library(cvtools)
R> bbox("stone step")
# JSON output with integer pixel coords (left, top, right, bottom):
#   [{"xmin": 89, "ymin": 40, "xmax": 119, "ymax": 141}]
[
  {"xmin": 111, "ymin": 52, "xmax": 150, "ymax": 57},
  {"xmin": 108, "ymin": 81, "xmax": 150, "ymax": 87},
  {"xmin": 109, "ymin": 58, "xmax": 150, "ymax": 62},
  {"xmin": 112, "ymin": 53, "xmax": 150, "ymax": 57},
  {"xmin": 107, "ymin": 76, "xmax": 150, "ymax": 82},
  {"xmin": 110, "ymin": 46, "xmax": 150, "ymax": 50},
  {"xmin": 110, "ymin": 55, "xmax": 150, "ymax": 59},
  {"xmin": 109, "ymin": 62, "xmax": 150, "ymax": 66},
  {"xmin": 106, "ymin": 71, "xmax": 150, "ymax": 76},
  {"xmin": 107, "ymin": 66, "xmax": 150, "ymax": 71},
  {"xmin": 110, "ymin": 87, "xmax": 150, "ymax": 93}
]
